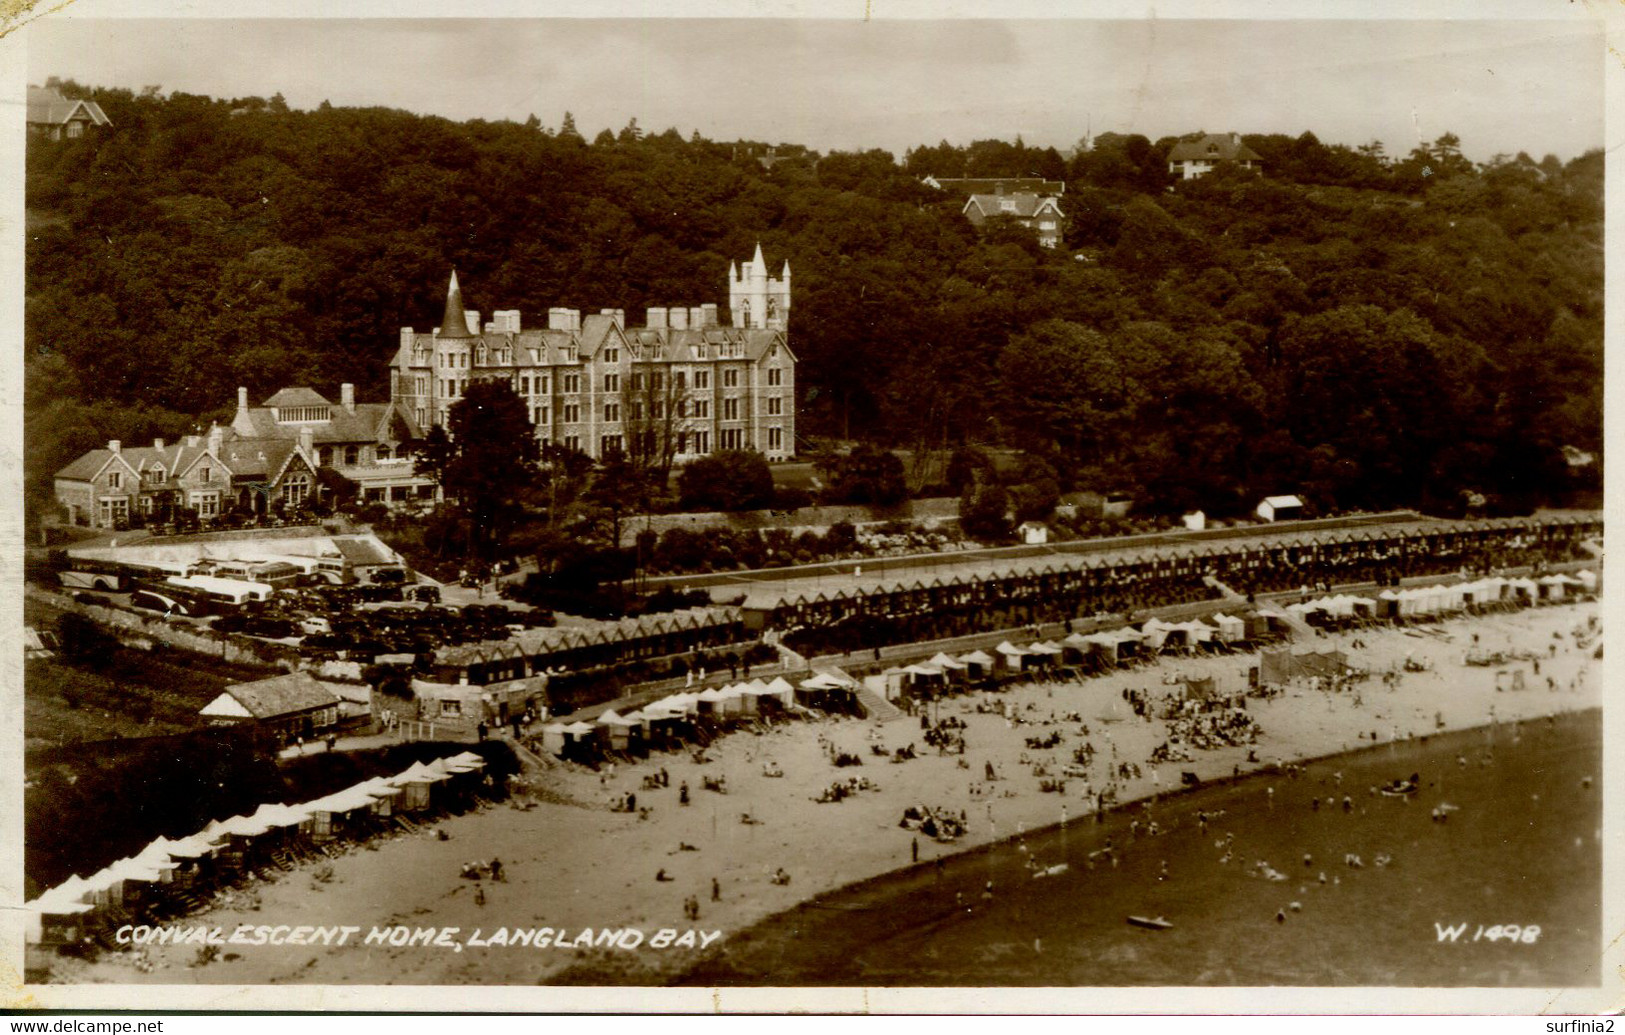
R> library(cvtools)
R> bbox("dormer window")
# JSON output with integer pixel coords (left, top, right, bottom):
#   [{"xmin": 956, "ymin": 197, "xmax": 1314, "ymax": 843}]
[
  {"xmin": 275, "ymin": 406, "xmax": 331, "ymax": 423},
  {"xmin": 999, "ymin": 199, "xmax": 1017, "ymax": 213}
]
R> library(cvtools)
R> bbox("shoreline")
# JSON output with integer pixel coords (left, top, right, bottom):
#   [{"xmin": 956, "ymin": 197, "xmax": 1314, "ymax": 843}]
[
  {"xmin": 677, "ymin": 708, "xmax": 1602, "ymax": 987},
  {"xmin": 40, "ymin": 600, "xmax": 1601, "ymax": 987}
]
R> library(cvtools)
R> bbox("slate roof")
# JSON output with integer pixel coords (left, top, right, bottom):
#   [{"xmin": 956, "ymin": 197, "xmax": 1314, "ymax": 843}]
[
  {"xmin": 219, "ymin": 671, "xmax": 339, "ymax": 719},
  {"xmin": 55, "ymin": 441, "xmax": 211, "ymax": 484},
  {"xmin": 1168, "ymin": 134, "xmax": 1263, "ymax": 163},
  {"xmin": 963, "ymin": 193, "xmax": 1063, "ymax": 220},
  {"xmin": 233, "ymin": 399, "xmax": 419, "ymax": 444},
  {"xmin": 263, "ymin": 387, "xmax": 331, "ymax": 409},
  {"xmin": 214, "ymin": 437, "xmax": 298, "ymax": 479},
  {"xmin": 27, "ymin": 87, "xmax": 111, "ymax": 128}
]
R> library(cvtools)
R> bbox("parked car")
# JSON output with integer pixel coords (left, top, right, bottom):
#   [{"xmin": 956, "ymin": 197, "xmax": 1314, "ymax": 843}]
[{"xmin": 412, "ymin": 585, "xmax": 441, "ymax": 604}]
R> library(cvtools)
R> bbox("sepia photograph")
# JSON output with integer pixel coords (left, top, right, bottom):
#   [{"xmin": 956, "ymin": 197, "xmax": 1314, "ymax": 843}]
[{"xmin": 4, "ymin": 0, "xmax": 1614, "ymax": 1014}]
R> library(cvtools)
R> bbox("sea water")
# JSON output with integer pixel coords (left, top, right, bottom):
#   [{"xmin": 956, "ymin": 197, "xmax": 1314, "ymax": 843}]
[{"xmin": 680, "ymin": 708, "xmax": 1601, "ymax": 987}]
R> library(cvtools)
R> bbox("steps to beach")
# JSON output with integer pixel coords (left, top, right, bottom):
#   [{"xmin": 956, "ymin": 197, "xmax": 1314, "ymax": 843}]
[{"xmin": 852, "ymin": 684, "xmax": 906, "ymax": 724}]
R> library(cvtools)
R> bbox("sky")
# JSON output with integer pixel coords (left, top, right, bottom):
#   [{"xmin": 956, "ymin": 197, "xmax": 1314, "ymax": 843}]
[{"xmin": 15, "ymin": 11, "xmax": 1610, "ymax": 165}]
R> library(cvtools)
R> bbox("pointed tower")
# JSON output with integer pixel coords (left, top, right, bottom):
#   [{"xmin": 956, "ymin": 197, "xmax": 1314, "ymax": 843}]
[
  {"xmin": 730, "ymin": 244, "xmax": 788, "ymax": 329},
  {"xmin": 437, "ymin": 271, "xmax": 475, "ymax": 338}
]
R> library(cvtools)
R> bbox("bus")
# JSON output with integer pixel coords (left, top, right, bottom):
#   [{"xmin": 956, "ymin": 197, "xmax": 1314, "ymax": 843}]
[
  {"xmin": 59, "ymin": 569, "xmax": 123, "ymax": 592},
  {"xmin": 129, "ymin": 584, "xmax": 219, "ymax": 618},
  {"xmin": 165, "ymin": 574, "xmax": 275, "ymax": 606},
  {"xmin": 259, "ymin": 554, "xmax": 351, "ymax": 586},
  {"xmin": 211, "ymin": 560, "xmax": 302, "ymax": 588}
]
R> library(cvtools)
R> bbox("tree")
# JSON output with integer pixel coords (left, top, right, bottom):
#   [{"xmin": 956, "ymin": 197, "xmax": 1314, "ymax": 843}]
[
  {"xmin": 816, "ymin": 444, "xmax": 907, "ymax": 506},
  {"xmin": 677, "ymin": 450, "xmax": 776, "ymax": 512},
  {"xmin": 958, "ymin": 481, "xmax": 1011, "ymax": 542},
  {"xmin": 413, "ymin": 379, "xmax": 538, "ymax": 560}
]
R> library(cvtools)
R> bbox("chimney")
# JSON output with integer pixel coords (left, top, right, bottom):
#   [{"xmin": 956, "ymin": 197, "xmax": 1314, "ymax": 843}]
[
  {"xmin": 570, "ymin": 309, "xmax": 582, "ymax": 331},
  {"xmin": 208, "ymin": 425, "xmax": 223, "ymax": 455},
  {"xmin": 463, "ymin": 310, "xmax": 480, "ymax": 336},
  {"xmin": 484, "ymin": 321, "xmax": 496, "ymax": 334},
  {"xmin": 237, "ymin": 386, "xmax": 249, "ymax": 414},
  {"xmin": 995, "ymin": 181, "xmax": 1006, "ymax": 195},
  {"xmin": 647, "ymin": 307, "xmax": 668, "ymax": 330},
  {"xmin": 1231, "ymin": 132, "xmax": 1240, "ymax": 144},
  {"xmin": 299, "ymin": 426, "xmax": 314, "ymax": 457},
  {"xmin": 701, "ymin": 303, "xmax": 719, "ymax": 328},
  {"xmin": 153, "ymin": 437, "xmax": 165, "ymax": 450},
  {"xmin": 185, "ymin": 435, "xmax": 201, "ymax": 448},
  {"xmin": 689, "ymin": 306, "xmax": 705, "ymax": 328},
  {"xmin": 341, "ymin": 383, "xmax": 355, "ymax": 411},
  {"xmin": 400, "ymin": 327, "xmax": 414, "ymax": 351},
  {"xmin": 669, "ymin": 307, "xmax": 689, "ymax": 331},
  {"xmin": 548, "ymin": 308, "xmax": 569, "ymax": 331},
  {"xmin": 494, "ymin": 309, "xmax": 521, "ymax": 333},
  {"xmin": 108, "ymin": 439, "xmax": 121, "ymax": 455}
]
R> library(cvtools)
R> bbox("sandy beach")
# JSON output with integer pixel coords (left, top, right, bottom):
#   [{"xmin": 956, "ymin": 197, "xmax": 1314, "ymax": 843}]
[{"xmin": 48, "ymin": 599, "xmax": 1600, "ymax": 986}]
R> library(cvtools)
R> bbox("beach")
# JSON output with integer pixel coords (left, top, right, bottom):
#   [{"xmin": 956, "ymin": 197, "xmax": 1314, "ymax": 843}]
[{"xmin": 46, "ymin": 600, "xmax": 1601, "ymax": 986}]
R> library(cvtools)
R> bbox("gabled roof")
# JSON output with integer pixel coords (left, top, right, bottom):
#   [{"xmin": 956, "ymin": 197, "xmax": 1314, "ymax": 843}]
[
  {"xmin": 212, "ymin": 671, "xmax": 339, "ymax": 720},
  {"xmin": 27, "ymin": 87, "xmax": 111, "ymax": 128},
  {"xmin": 215, "ymin": 437, "xmax": 297, "ymax": 479},
  {"xmin": 963, "ymin": 193, "xmax": 1062, "ymax": 220},
  {"xmin": 1168, "ymin": 134, "xmax": 1263, "ymax": 163},
  {"xmin": 55, "ymin": 449, "xmax": 140, "ymax": 483}
]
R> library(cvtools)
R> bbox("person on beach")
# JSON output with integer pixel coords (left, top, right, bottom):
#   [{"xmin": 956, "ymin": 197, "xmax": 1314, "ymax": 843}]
[{"xmin": 712, "ymin": 877, "xmax": 721, "ymax": 902}]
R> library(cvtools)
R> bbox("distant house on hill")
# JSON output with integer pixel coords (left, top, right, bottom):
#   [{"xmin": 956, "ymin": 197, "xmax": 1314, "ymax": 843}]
[
  {"xmin": 923, "ymin": 176, "xmax": 1066, "ymax": 197},
  {"xmin": 959, "ymin": 186, "xmax": 1066, "ymax": 248},
  {"xmin": 199, "ymin": 671, "xmax": 341, "ymax": 740},
  {"xmin": 27, "ymin": 86, "xmax": 111, "ymax": 141},
  {"xmin": 1167, "ymin": 133, "xmax": 1264, "ymax": 180}
]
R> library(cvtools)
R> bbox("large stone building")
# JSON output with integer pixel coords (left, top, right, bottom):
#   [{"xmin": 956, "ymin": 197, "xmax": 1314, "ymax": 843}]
[
  {"xmin": 390, "ymin": 247, "xmax": 796, "ymax": 462},
  {"xmin": 54, "ymin": 383, "xmax": 429, "ymax": 529}
]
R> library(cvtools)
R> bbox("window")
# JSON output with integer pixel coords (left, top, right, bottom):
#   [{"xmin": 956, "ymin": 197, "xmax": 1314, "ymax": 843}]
[
  {"xmin": 538, "ymin": 405, "xmax": 550, "ymax": 425},
  {"xmin": 605, "ymin": 403, "xmax": 620, "ymax": 423},
  {"xmin": 440, "ymin": 699, "xmax": 463, "ymax": 716},
  {"xmin": 145, "ymin": 465, "xmax": 164, "ymax": 484},
  {"xmin": 651, "ymin": 400, "xmax": 663, "ymax": 420},
  {"xmin": 600, "ymin": 434, "xmax": 622, "ymax": 455},
  {"xmin": 676, "ymin": 400, "xmax": 686, "ymax": 418},
  {"xmin": 767, "ymin": 367, "xmax": 782, "ymax": 387},
  {"xmin": 648, "ymin": 371, "xmax": 662, "ymax": 392},
  {"xmin": 200, "ymin": 465, "xmax": 211, "ymax": 484},
  {"xmin": 630, "ymin": 402, "xmax": 644, "ymax": 421},
  {"xmin": 604, "ymin": 347, "xmax": 619, "ymax": 363},
  {"xmin": 283, "ymin": 472, "xmax": 311, "ymax": 506},
  {"xmin": 694, "ymin": 399, "xmax": 710, "ymax": 419},
  {"xmin": 1000, "ymin": 199, "xmax": 1017, "ymax": 213},
  {"xmin": 198, "ymin": 494, "xmax": 218, "ymax": 518},
  {"xmin": 631, "ymin": 372, "xmax": 644, "ymax": 391},
  {"xmin": 416, "ymin": 376, "xmax": 427, "ymax": 395},
  {"xmin": 521, "ymin": 376, "xmax": 531, "ymax": 394},
  {"xmin": 692, "ymin": 431, "xmax": 709, "ymax": 454},
  {"xmin": 107, "ymin": 471, "xmax": 122, "ymax": 490},
  {"xmin": 564, "ymin": 434, "xmax": 580, "ymax": 451},
  {"xmin": 768, "ymin": 427, "xmax": 783, "ymax": 451},
  {"xmin": 563, "ymin": 403, "xmax": 580, "ymax": 423},
  {"xmin": 344, "ymin": 445, "xmax": 359, "ymax": 466},
  {"xmin": 721, "ymin": 428, "xmax": 743, "ymax": 450},
  {"xmin": 674, "ymin": 371, "xmax": 686, "ymax": 390},
  {"xmin": 417, "ymin": 408, "xmax": 427, "ymax": 427},
  {"xmin": 563, "ymin": 373, "xmax": 581, "ymax": 393},
  {"xmin": 604, "ymin": 373, "xmax": 620, "ymax": 392},
  {"xmin": 723, "ymin": 369, "xmax": 739, "ymax": 388},
  {"xmin": 724, "ymin": 398, "xmax": 740, "ymax": 421},
  {"xmin": 538, "ymin": 374, "xmax": 550, "ymax": 394},
  {"xmin": 767, "ymin": 397, "xmax": 782, "ymax": 416},
  {"xmin": 377, "ymin": 444, "xmax": 392, "ymax": 461},
  {"xmin": 677, "ymin": 432, "xmax": 689, "ymax": 453},
  {"xmin": 694, "ymin": 370, "xmax": 710, "ymax": 390}
]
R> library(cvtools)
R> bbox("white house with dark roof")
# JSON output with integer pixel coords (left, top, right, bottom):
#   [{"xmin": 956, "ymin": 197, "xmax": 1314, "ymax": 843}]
[
  {"xmin": 1167, "ymin": 133, "xmax": 1264, "ymax": 180},
  {"xmin": 390, "ymin": 247, "xmax": 796, "ymax": 463},
  {"xmin": 961, "ymin": 189, "xmax": 1066, "ymax": 248},
  {"xmin": 27, "ymin": 86, "xmax": 111, "ymax": 141}
]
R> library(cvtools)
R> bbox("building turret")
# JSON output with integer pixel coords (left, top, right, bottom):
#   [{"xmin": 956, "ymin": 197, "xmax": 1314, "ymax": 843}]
[
  {"xmin": 729, "ymin": 244, "xmax": 790, "ymax": 330},
  {"xmin": 437, "ymin": 271, "xmax": 475, "ymax": 338}
]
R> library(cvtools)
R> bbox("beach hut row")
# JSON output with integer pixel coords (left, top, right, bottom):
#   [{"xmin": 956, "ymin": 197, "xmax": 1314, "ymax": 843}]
[
  {"xmin": 538, "ymin": 677, "xmax": 821, "ymax": 758},
  {"xmin": 25, "ymin": 752, "xmax": 490, "ymax": 947}
]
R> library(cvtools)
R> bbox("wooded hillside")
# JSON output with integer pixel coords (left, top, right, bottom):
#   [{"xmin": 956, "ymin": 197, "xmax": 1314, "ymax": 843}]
[{"xmin": 26, "ymin": 82, "xmax": 1602, "ymax": 520}]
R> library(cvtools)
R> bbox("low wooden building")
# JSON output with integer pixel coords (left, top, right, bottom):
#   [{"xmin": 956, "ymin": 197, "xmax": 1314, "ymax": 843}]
[{"xmin": 199, "ymin": 671, "xmax": 341, "ymax": 741}]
